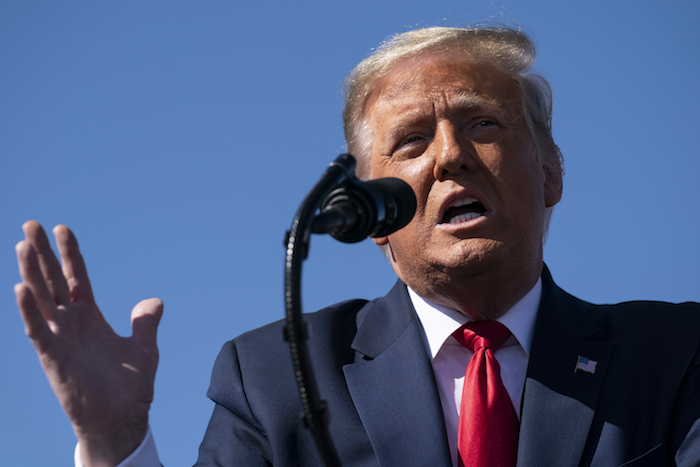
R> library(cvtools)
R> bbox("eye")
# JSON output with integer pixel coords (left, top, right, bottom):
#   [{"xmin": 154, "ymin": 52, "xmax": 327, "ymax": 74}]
[
  {"xmin": 390, "ymin": 132, "xmax": 430, "ymax": 159},
  {"xmin": 464, "ymin": 118, "xmax": 501, "ymax": 142},
  {"xmin": 474, "ymin": 119, "xmax": 497, "ymax": 128},
  {"xmin": 398, "ymin": 135, "xmax": 424, "ymax": 147},
  {"xmin": 394, "ymin": 133, "xmax": 429, "ymax": 153}
]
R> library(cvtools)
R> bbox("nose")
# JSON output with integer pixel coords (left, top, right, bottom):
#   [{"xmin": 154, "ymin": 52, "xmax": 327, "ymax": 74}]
[{"xmin": 432, "ymin": 121, "xmax": 478, "ymax": 181}]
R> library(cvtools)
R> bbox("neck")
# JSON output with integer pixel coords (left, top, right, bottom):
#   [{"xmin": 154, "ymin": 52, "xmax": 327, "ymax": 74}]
[{"xmin": 404, "ymin": 261, "xmax": 543, "ymax": 321}]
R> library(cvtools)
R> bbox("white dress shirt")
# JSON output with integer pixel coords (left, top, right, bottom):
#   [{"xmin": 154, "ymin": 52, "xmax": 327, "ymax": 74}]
[
  {"xmin": 410, "ymin": 279, "xmax": 541, "ymax": 467},
  {"xmin": 76, "ymin": 280, "xmax": 541, "ymax": 467},
  {"xmin": 75, "ymin": 425, "xmax": 160, "ymax": 467}
]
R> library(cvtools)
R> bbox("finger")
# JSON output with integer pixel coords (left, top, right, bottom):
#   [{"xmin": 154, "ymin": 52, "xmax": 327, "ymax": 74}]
[
  {"xmin": 16, "ymin": 240, "xmax": 59, "ymax": 321},
  {"xmin": 53, "ymin": 225, "xmax": 95, "ymax": 303},
  {"xmin": 131, "ymin": 298, "xmax": 164, "ymax": 346},
  {"xmin": 15, "ymin": 283, "xmax": 54, "ymax": 353},
  {"xmin": 22, "ymin": 221, "xmax": 72, "ymax": 306}
]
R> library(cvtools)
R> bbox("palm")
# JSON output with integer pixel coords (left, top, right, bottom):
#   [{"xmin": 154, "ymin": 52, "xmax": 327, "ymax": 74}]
[
  {"xmin": 15, "ymin": 221, "xmax": 163, "ymax": 465},
  {"xmin": 40, "ymin": 300, "xmax": 156, "ymax": 435}
]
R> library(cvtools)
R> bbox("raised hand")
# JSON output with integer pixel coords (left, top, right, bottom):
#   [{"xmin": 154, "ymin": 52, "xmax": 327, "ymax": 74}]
[{"xmin": 14, "ymin": 221, "xmax": 163, "ymax": 467}]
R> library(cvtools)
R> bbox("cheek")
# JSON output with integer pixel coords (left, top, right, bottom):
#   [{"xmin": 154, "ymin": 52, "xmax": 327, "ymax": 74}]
[
  {"xmin": 374, "ymin": 157, "xmax": 435, "ymax": 204},
  {"xmin": 403, "ymin": 157, "xmax": 434, "ymax": 180},
  {"xmin": 491, "ymin": 143, "xmax": 545, "ymax": 194}
]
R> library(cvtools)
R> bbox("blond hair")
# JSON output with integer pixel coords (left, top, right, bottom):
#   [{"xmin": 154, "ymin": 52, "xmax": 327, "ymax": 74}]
[{"xmin": 342, "ymin": 26, "xmax": 563, "ymax": 185}]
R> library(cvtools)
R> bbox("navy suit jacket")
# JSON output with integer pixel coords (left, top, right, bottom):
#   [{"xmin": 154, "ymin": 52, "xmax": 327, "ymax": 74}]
[{"xmin": 194, "ymin": 268, "xmax": 700, "ymax": 466}]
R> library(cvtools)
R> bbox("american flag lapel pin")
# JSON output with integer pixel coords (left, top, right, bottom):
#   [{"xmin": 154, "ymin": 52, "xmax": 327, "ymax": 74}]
[{"xmin": 574, "ymin": 355, "xmax": 598, "ymax": 374}]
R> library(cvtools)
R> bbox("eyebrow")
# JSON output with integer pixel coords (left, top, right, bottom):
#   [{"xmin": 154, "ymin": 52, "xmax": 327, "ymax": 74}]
[
  {"xmin": 380, "ymin": 105, "xmax": 434, "ymax": 144},
  {"xmin": 380, "ymin": 91, "xmax": 504, "ymax": 140},
  {"xmin": 448, "ymin": 91, "xmax": 504, "ymax": 113}
]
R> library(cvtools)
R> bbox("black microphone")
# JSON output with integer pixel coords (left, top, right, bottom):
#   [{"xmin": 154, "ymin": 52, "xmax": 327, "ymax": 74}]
[{"xmin": 311, "ymin": 177, "xmax": 417, "ymax": 243}]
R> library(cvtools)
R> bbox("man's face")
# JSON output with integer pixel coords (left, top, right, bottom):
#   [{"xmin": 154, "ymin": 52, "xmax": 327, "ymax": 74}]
[{"xmin": 365, "ymin": 52, "xmax": 562, "ymax": 307}]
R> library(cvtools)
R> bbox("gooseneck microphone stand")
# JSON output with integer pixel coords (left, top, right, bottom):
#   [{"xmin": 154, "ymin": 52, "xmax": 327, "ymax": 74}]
[
  {"xmin": 283, "ymin": 154, "xmax": 416, "ymax": 467},
  {"xmin": 283, "ymin": 155, "xmax": 353, "ymax": 467}
]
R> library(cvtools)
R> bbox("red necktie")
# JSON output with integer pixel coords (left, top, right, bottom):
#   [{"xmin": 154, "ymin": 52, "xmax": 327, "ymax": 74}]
[{"xmin": 453, "ymin": 321, "xmax": 518, "ymax": 467}]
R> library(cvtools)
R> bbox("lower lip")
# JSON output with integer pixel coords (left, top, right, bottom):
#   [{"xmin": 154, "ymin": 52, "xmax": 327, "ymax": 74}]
[{"xmin": 435, "ymin": 212, "xmax": 490, "ymax": 231}]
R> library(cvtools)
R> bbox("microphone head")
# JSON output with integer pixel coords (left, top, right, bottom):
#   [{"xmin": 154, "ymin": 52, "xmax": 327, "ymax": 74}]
[
  {"xmin": 365, "ymin": 177, "xmax": 417, "ymax": 238},
  {"xmin": 316, "ymin": 176, "xmax": 417, "ymax": 243}
]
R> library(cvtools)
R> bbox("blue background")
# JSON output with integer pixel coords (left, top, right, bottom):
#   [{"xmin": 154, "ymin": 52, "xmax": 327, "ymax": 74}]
[{"xmin": 2, "ymin": 1, "xmax": 699, "ymax": 464}]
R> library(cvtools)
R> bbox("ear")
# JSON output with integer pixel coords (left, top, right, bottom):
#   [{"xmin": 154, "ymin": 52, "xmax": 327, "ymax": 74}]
[
  {"xmin": 543, "ymin": 165, "xmax": 563, "ymax": 208},
  {"xmin": 372, "ymin": 236, "xmax": 389, "ymax": 246}
]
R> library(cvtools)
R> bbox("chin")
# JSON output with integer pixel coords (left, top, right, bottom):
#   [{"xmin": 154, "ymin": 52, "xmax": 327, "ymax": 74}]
[{"xmin": 438, "ymin": 240, "xmax": 516, "ymax": 275}]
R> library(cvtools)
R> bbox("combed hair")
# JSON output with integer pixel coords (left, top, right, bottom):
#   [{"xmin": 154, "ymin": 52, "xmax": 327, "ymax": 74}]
[{"xmin": 341, "ymin": 26, "xmax": 564, "ymax": 185}]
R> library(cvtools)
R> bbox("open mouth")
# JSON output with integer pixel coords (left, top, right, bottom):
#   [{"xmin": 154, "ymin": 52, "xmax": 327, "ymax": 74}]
[{"xmin": 440, "ymin": 196, "xmax": 487, "ymax": 224}]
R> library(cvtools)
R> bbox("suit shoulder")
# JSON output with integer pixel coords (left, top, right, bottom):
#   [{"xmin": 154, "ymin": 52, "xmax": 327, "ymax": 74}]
[
  {"xmin": 213, "ymin": 297, "xmax": 373, "ymax": 376},
  {"xmin": 543, "ymin": 266, "xmax": 700, "ymax": 328},
  {"xmin": 591, "ymin": 299, "xmax": 700, "ymax": 320},
  {"xmin": 208, "ymin": 298, "xmax": 370, "ymax": 405},
  {"xmin": 231, "ymin": 297, "xmax": 370, "ymax": 348},
  {"xmin": 586, "ymin": 299, "xmax": 700, "ymax": 345}
]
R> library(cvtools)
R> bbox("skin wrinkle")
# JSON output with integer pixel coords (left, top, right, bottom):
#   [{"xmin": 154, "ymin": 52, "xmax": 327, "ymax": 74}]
[
  {"xmin": 379, "ymin": 92, "xmax": 502, "ymax": 156},
  {"xmin": 356, "ymin": 60, "xmax": 526, "ymax": 176},
  {"xmin": 353, "ymin": 64, "xmax": 553, "ymax": 263},
  {"xmin": 365, "ymin": 53, "xmax": 562, "ymax": 320}
]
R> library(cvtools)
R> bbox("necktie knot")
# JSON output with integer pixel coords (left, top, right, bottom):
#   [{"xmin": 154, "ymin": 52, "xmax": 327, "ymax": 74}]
[{"xmin": 454, "ymin": 320, "xmax": 511, "ymax": 353}]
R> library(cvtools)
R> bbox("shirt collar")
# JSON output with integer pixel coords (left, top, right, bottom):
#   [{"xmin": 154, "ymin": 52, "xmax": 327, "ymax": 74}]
[{"xmin": 409, "ymin": 278, "xmax": 542, "ymax": 360}]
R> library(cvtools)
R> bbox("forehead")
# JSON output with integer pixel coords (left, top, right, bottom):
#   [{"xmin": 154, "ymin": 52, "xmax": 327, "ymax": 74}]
[{"xmin": 365, "ymin": 53, "xmax": 521, "ymax": 122}]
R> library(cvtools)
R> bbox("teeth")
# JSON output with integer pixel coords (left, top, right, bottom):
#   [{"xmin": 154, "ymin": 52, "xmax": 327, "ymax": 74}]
[
  {"xmin": 449, "ymin": 196, "xmax": 479, "ymax": 209},
  {"xmin": 449, "ymin": 212, "xmax": 483, "ymax": 224}
]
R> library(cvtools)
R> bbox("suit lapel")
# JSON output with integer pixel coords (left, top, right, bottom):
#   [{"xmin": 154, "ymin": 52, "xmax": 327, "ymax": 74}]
[
  {"xmin": 343, "ymin": 282, "xmax": 453, "ymax": 467},
  {"xmin": 343, "ymin": 269, "xmax": 616, "ymax": 466},
  {"xmin": 517, "ymin": 268, "xmax": 614, "ymax": 467}
]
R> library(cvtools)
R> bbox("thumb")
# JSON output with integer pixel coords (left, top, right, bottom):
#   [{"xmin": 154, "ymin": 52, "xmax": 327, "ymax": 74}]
[{"xmin": 131, "ymin": 298, "xmax": 164, "ymax": 344}]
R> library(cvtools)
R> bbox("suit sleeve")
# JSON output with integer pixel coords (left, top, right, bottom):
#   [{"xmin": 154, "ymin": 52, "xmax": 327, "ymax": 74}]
[
  {"xmin": 193, "ymin": 340, "xmax": 273, "ymax": 467},
  {"xmin": 673, "ymin": 339, "xmax": 700, "ymax": 466}
]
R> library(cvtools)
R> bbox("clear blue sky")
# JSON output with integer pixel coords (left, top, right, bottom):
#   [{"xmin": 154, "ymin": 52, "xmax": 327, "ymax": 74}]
[{"xmin": 2, "ymin": 1, "xmax": 699, "ymax": 465}]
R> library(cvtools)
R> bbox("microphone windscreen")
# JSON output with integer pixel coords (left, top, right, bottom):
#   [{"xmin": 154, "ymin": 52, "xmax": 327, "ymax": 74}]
[{"xmin": 366, "ymin": 177, "xmax": 417, "ymax": 237}]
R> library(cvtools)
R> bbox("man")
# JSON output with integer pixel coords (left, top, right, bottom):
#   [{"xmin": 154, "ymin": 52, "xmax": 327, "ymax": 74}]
[{"xmin": 14, "ymin": 25, "xmax": 700, "ymax": 466}]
